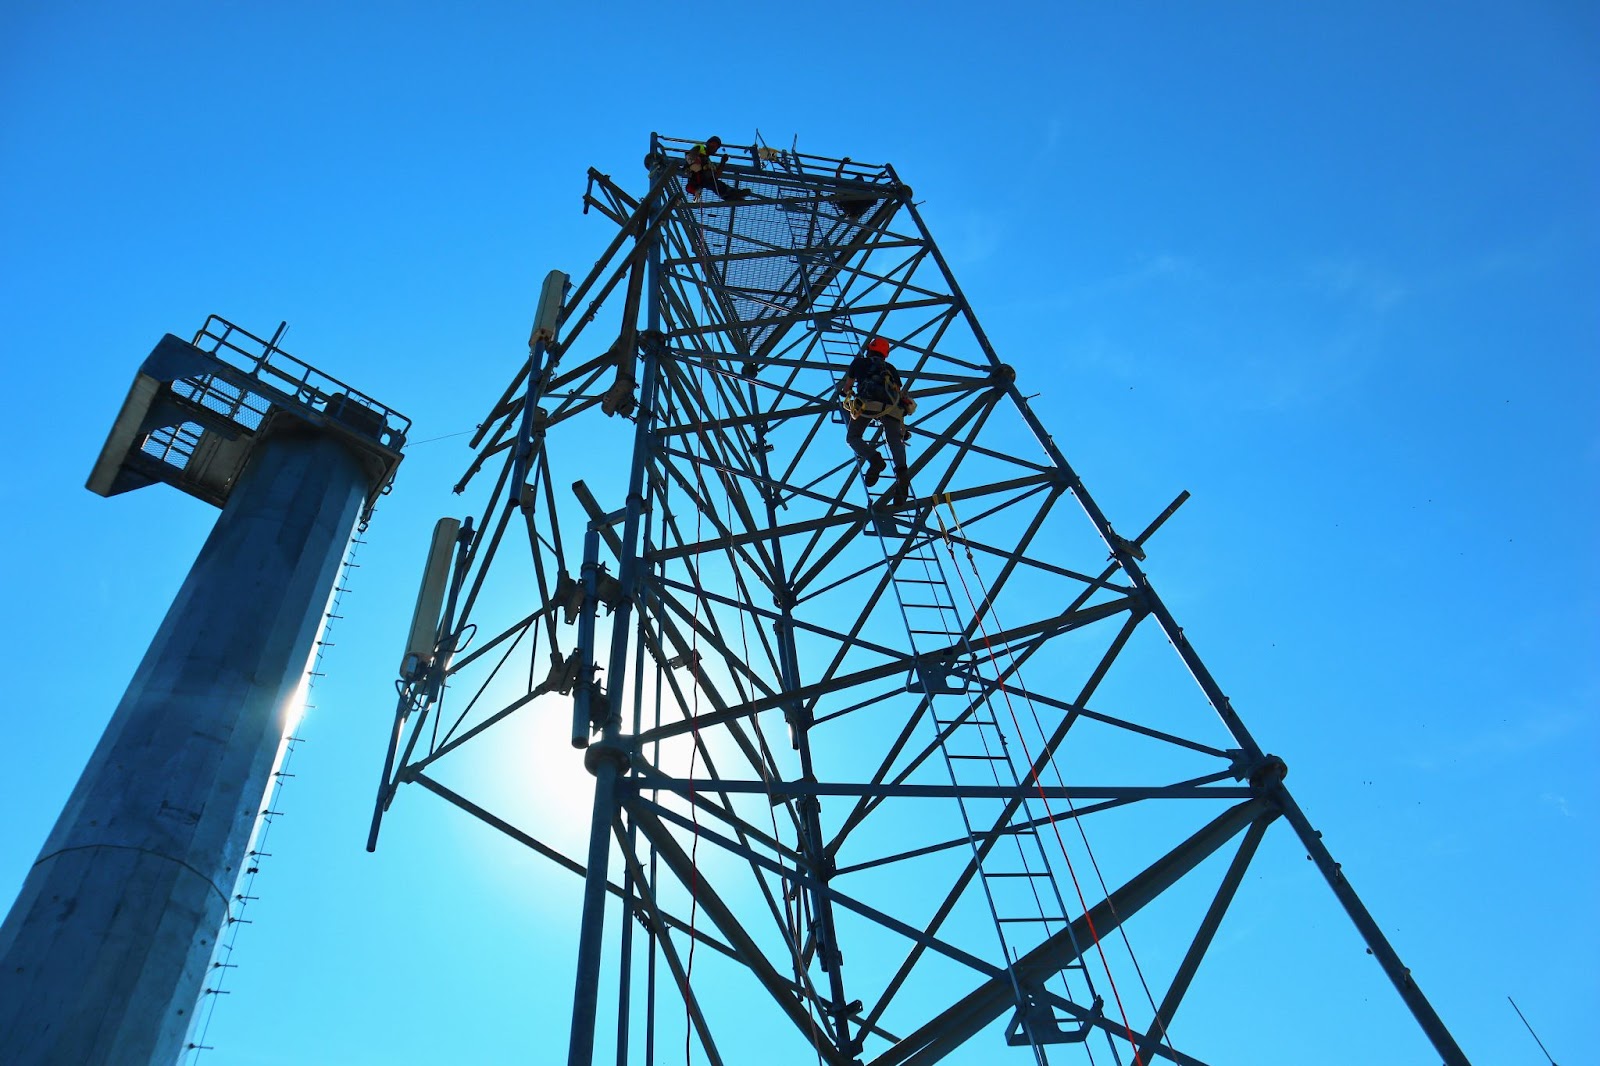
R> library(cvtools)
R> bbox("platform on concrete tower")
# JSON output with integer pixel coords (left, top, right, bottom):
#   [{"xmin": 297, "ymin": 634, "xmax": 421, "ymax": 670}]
[{"xmin": 87, "ymin": 315, "xmax": 409, "ymax": 511}]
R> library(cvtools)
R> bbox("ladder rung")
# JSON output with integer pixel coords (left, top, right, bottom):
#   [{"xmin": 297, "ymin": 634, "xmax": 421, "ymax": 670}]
[
  {"xmin": 981, "ymin": 870, "xmax": 1050, "ymax": 879},
  {"xmin": 932, "ymin": 718, "xmax": 999, "ymax": 728},
  {"xmin": 948, "ymin": 753, "xmax": 1006, "ymax": 761},
  {"xmin": 997, "ymin": 916, "xmax": 1068, "ymax": 924}
]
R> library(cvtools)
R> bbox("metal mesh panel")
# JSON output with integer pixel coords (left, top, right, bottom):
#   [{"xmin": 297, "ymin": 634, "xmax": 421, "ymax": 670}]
[
  {"xmin": 171, "ymin": 375, "xmax": 272, "ymax": 432},
  {"xmin": 143, "ymin": 420, "xmax": 205, "ymax": 470},
  {"xmin": 659, "ymin": 150, "xmax": 896, "ymax": 357}
]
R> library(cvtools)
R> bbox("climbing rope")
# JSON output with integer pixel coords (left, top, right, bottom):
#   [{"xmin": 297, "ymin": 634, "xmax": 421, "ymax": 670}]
[
  {"xmin": 932, "ymin": 492, "xmax": 1170, "ymax": 1065},
  {"xmin": 869, "ymin": 487, "xmax": 1072, "ymax": 1066},
  {"xmin": 726, "ymin": 452, "xmax": 828, "ymax": 1064}
]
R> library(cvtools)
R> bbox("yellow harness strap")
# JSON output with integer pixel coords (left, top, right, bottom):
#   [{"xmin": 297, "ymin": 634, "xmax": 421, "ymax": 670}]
[{"xmin": 841, "ymin": 397, "xmax": 905, "ymax": 421}]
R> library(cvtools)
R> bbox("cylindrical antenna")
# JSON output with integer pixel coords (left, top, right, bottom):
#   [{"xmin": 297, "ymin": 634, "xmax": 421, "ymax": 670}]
[
  {"xmin": 401, "ymin": 517, "xmax": 461, "ymax": 678},
  {"xmin": 529, "ymin": 268, "xmax": 568, "ymax": 349}
]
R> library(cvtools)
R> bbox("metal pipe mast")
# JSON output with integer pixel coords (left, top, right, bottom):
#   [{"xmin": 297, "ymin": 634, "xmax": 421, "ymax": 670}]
[{"xmin": 368, "ymin": 134, "xmax": 1469, "ymax": 1066}]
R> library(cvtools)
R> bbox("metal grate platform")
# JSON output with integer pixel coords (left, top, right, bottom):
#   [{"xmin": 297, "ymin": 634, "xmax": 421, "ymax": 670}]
[{"xmin": 643, "ymin": 134, "xmax": 905, "ymax": 357}]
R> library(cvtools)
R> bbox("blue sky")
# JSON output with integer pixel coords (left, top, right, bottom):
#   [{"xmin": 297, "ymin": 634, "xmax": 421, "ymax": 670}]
[{"xmin": 1, "ymin": 2, "xmax": 1595, "ymax": 1064}]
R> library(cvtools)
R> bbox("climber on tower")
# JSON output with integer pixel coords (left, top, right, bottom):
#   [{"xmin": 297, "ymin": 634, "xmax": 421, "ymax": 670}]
[
  {"xmin": 839, "ymin": 336, "xmax": 916, "ymax": 506},
  {"xmin": 683, "ymin": 136, "xmax": 750, "ymax": 201}
]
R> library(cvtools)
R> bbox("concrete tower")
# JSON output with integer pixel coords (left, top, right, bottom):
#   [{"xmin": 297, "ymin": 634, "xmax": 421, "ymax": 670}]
[{"xmin": 0, "ymin": 319, "xmax": 406, "ymax": 1065}]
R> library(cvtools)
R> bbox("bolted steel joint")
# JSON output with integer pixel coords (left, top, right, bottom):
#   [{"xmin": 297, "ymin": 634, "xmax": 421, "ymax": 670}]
[
  {"xmin": 583, "ymin": 738, "xmax": 632, "ymax": 776},
  {"xmin": 1247, "ymin": 753, "xmax": 1289, "ymax": 793},
  {"xmin": 638, "ymin": 329, "xmax": 667, "ymax": 357}
]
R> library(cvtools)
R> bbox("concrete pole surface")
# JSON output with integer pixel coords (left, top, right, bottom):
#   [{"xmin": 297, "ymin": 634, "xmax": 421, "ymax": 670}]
[{"xmin": 0, "ymin": 429, "xmax": 371, "ymax": 1065}]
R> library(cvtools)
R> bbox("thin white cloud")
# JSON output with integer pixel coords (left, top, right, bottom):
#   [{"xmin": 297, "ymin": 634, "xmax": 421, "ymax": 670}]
[
  {"xmin": 1306, "ymin": 257, "xmax": 1410, "ymax": 314},
  {"xmin": 1540, "ymin": 791, "xmax": 1573, "ymax": 817}
]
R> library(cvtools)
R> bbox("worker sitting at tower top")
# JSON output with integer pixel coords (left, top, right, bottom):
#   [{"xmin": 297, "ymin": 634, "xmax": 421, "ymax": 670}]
[
  {"xmin": 840, "ymin": 337, "xmax": 916, "ymax": 507},
  {"xmin": 684, "ymin": 136, "xmax": 751, "ymax": 201}
]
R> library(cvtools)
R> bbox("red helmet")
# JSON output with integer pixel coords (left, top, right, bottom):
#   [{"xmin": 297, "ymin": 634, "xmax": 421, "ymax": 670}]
[{"xmin": 866, "ymin": 337, "xmax": 891, "ymax": 355}]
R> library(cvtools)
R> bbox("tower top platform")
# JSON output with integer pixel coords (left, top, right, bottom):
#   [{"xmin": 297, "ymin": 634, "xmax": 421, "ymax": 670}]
[{"xmin": 582, "ymin": 133, "xmax": 915, "ymax": 363}]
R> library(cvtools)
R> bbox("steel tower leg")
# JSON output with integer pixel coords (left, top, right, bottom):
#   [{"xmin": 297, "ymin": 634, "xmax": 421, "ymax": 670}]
[
  {"xmin": 0, "ymin": 429, "xmax": 373, "ymax": 1065},
  {"xmin": 569, "ymin": 220, "xmax": 664, "ymax": 1065},
  {"xmin": 569, "ymin": 746, "xmax": 626, "ymax": 1066}
]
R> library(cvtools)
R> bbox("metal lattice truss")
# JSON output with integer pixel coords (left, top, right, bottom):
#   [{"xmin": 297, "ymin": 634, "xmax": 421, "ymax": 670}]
[{"xmin": 368, "ymin": 134, "xmax": 1468, "ymax": 1066}]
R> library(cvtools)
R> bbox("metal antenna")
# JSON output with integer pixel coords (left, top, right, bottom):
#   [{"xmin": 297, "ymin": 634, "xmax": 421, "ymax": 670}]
[{"xmin": 1508, "ymin": 996, "xmax": 1558, "ymax": 1065}]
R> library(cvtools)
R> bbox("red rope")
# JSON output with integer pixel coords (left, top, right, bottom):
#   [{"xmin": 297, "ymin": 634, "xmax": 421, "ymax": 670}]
[
  {"xmin": 684, "ymin": 690, "xmax": 702, "ymax": 1066},
  {"xmin": 735, "ymin": 576, "xmax": 826, "ymax": 1063},
  {"xmin": 684, "ymin": 473, "xmax": 706, "ymax": 1066},
  {"xmin": 671, "ymin": 362, "xmax": 706, "ymax": 1065}
]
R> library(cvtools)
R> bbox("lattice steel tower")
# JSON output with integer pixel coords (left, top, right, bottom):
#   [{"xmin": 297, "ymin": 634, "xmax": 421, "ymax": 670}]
[{"xmin": 368, "ymin": 134, "xmax": 1469, "ymax": 1066}]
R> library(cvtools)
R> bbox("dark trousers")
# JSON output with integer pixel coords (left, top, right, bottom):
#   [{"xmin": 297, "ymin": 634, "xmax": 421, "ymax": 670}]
[
  {"xmin": 846, "ymin": 413, "xmax": 908, "ymax": 474},
  {"xmin": 687, "ymin": 169, "xmax": 739, "ymax": 200}
]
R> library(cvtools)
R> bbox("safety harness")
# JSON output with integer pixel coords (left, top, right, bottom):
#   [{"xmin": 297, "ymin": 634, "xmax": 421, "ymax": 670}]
[{"xmin": 843, "ymin": 353, "xmax": 910, "ymax": 421}]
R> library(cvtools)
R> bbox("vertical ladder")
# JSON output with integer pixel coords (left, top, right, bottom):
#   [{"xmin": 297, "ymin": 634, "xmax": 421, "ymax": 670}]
[{"xmin": 872, "ymin": 519, "xmax": 1106, "ymax": 1060}]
